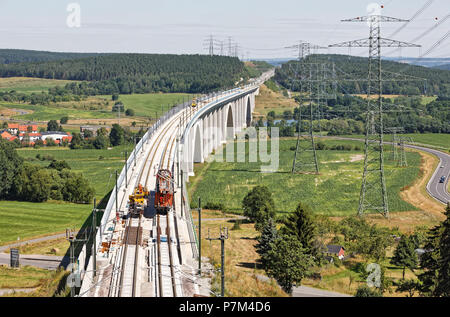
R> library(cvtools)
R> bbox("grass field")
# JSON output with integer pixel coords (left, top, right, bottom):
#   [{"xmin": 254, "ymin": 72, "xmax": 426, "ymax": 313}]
[
  {"xmin": 109, "ymin": 93, "xmax": 192, "ymax": 118},
  {"xmin": 0, "ymin": 265, "xmax": 69, "ymax": 297},
  {"xmin": 3, "ymin": 237, "xmax": 69, "ymax": 257},
  {"xmin": 188, "ymin": 138, "xmax": 421, "ymax": 217},
  {"xmin": 0, "ymin": 201, "xmax": 91, "ymax": 246},
  {"xmin": 0, "ymin": 77, "xmax": 78, "ymax": 94},
  {"xmin": 0, "ymin": 100, "xmax": 115, "ymax": 122},
  {"xmin": 17, "ymin": 145, "xmax": 131, "ymax": 200},
  {"xmin": 339, "ymin": 133, "xmax": 450, "ymax": 151},
  {"xmin": 0, "ymin": 145, "xmax": 132, "ymax": 245},
  {"xmin": 0, "ymin": 93, "xmax": 192, "ymax": 123}
]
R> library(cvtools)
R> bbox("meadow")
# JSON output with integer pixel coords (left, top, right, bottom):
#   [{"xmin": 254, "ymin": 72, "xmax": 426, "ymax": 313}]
[
  {"xmin": 0, "ymin": 77, "xmax": 77, "ymax": 94},
  {"xmin": 340, "ymin": 133, "xmax": 450, "ymax": 151},
  {"xmin": 109, "ymin": 93, "xmax": 192, "ymax": 118},
  {"xmin": 188, "ymin": 138, "xmax": 421, "ymax": 217},
  {"xmin": 0, "ymin": 145, "xmax": 132, "ymax": 245}
]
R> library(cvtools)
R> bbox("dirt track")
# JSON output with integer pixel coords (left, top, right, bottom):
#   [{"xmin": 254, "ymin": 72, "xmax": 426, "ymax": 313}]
[{"xmin": 400, "ymin": 150, "xmax": 446, "ymax": 221}]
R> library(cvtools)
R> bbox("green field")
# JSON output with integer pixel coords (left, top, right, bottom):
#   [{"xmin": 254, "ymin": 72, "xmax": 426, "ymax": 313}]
[
  {"xmin": 0, "ymin": 101, "xmax": 115, "ymax": 122},
  {"xmin": 188, "ymin": 138, "xmax": 421, "ymax": 217},
  {"xmin": 0, "ymin": 77, "xmax": 78, "ymax": 94},
  {"xmin": 0, "ymin": 201, "xmax": 91, "ymax": 246},
  {"xmin": 339, "ymin": 133, "xmax": 450, "ymax": 151},
  {"xmin": 0, "ymin": 145, "xmax": 133, "ymax": 245},
  {"xmin": 1, "ymin": 93, "xmax": 192, "ymax": 122},
  {"xmin": 17, "ymin": 145, "xmax": 133, "ymax": 200},
  {"xmin": 104, "ymin": 93, "xmax": 192, "ymax": 118}
]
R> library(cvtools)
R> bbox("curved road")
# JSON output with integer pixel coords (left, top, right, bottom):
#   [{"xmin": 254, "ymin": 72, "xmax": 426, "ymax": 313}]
[{"xmin": 406, "ymin": 144, "xmax": 450, "ymax": 205}]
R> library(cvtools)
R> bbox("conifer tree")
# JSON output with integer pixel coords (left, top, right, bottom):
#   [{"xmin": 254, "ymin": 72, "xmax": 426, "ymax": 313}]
[
  {"xmin": 281, "ymin": 202, "xmax": 319, "ymax": 260},
  {"xmin": 436, "ymin": 203, "xmax": 450, "ymax": 297},
  {"xmin": 390, "ymin": 235, "xmax": 418, "ymax": 280},
  {"xmin": 256, "ymin": 218, "xmax": 278, "ymax": 270}
]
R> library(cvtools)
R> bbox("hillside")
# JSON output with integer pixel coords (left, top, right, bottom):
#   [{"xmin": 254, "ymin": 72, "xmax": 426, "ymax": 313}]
[
  {"xmin": 0, "ymin": 49, "xmax": 105, "ymax": 64},
  {"xmin": 433, "ymin": 64, "xmax": 450, "ymax": 71},
  {"xmin": 275, "ymin": 54, "xmax": 450, "ymax": 96},
  {"xmin": 0, "ymin": 53, "xmax": 249, "ymax": 94}
]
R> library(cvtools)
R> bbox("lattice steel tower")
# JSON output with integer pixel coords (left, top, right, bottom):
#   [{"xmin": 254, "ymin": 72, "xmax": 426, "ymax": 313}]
[
  {"xmin": 329, "ymin": 15, "xmax": 420, "ymax": 218},
  {"xmin": 290, "ymin": 43, "xmax": 327, "ymax": 174}
]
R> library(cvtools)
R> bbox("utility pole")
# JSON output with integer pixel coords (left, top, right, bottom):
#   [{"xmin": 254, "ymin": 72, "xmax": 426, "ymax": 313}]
[
  {"xmin": 206, "ymin": 227, "xmax": 229, "ymax": 297},
  {"xmin": 329, "ymin": 13, "xmax": 420, "ymax": 218},
  {"xmin": 66, "ymin": 228, "xmax": 88, "ymax": 297},
  {"xmin": 198, "ymin": 197, "xmax": 202, "ymax": 275},
  {"xmin": 124, "ymin": 151, "xmax": 128, "ymax": 188},
  {"xmin": 134, "ymin": 136, "xmax": 137, "ymax": 168},
  {"xmin": 115, "ymin": 170, "xmax": 119, "ymax": 217},
  {"xmin": 180, "ymin": 170, "xmax": 184, "ymax": 218},
  {"xmin": 91, "ymin": 198, "xmax": 105, "ymax": 278}
]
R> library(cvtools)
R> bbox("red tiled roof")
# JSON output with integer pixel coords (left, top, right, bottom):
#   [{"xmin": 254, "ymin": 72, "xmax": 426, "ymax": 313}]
[
  {"xmin": 19, "ymin": 133, "xmax": 42, "ymax": 137},
  {"xmin": 8, "ymin": 123, "xmax": 19, "ymax": 129},
  {"xmin": 1, "ymin": 131, "xmax": 12, "ymax": 139}
]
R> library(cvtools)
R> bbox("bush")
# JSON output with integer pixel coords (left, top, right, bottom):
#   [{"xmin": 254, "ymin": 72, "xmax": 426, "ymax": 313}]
[
  {"xmin": 355, "ymin": 285, "xmax": 381, "ymax": 297},
  {"xmin": 203, "ymin": 202, "xmax": 225, "ymax": 211},
  {"xmin": 48, "ymin": 160, "xmax": 71, "ymax": 171},
  {"xmin": 125, "ymin": 109, "xmax": 135, "ymax": 116}
]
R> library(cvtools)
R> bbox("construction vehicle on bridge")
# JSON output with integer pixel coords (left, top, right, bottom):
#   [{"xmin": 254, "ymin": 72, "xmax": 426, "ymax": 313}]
[
  {"xmin": 129, "ymin": 184, "xmax": 149, "ymax": 209},
  {"xmin": 155, "ymin": 170, "xmax": 174, "ymax": 214}
]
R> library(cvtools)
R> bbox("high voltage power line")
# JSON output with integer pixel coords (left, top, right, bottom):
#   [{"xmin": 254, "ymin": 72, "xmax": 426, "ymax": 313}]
[{"xmin": 329, "ymin": 14, "xmax": 421, "ymax": 219}]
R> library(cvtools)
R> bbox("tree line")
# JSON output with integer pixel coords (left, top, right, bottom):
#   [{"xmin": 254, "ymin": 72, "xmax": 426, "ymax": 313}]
[
  {"xmin": 0, "ymin": 54, "xmax": 250, "ymax": 95},
  {"xmin": 275, "ymin": 54, "xmax": 450, "ymax": 96},
  {"xmin": 258, "ymin": 94, "xmax": 449, "ymax": 135},
  {"xmin": 0, "ymin": 139, "xmax": 94, "ymax": 203},
  {"xmin": 0, "ymin": 49, "xmax": 105, "ymax": 64}
]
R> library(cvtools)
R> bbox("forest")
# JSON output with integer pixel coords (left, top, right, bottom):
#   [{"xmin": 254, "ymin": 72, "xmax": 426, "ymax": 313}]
[
  {"xmin": 0, "ymin": 49, "xmax": 105, "ymax": 64},
  {"xmin": 275, "ymin": 54, "xmax": 450, "ymax": 97},
  {"xmin": 0, "ymin": 53, "xmax": 250, "ymax": 94}
]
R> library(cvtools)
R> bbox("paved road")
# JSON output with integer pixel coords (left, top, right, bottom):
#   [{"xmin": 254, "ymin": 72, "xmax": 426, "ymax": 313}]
[
  {"xmin": 292, "ymin": 286, "xmax": 352, "ymax": 297},
  {"xmin": 0, "ymin": 253, "xmax": 67, "ymax": 270},
  {"xmin": 406, "ymin": 144, "xmax": 450, "ymax": 205},
  {"xmin": 329, "ymin": 136, "xmax": 450, "ymax": 205}
]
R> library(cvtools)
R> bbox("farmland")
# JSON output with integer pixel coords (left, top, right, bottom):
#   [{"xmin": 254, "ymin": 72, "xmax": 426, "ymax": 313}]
[
  {"xmin": 188, "ymin": 138, "xmax": 422, "ymax": 217},
  {"xmin": 0, "ymin": 77, "xmax": 77, "ymax": 94},
  {"xmin": 339, "ymin": 134, "xmax": 450, "ymax": 151}
]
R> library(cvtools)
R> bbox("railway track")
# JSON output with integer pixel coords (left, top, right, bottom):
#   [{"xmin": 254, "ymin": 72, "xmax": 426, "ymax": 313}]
[{"xmin": 113, "ymin": 103, "xmax": 197, "ymax": 297}]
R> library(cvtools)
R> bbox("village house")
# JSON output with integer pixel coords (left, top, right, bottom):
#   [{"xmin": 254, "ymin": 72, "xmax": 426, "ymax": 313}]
[
  {"xmin": 325, "ymin": 245, "xmax": 346, "ymax": 261},
  {"xmin": 0, "ymin": 130, "xmax": 17, "ymax": 142},
  {"xmin": 7, "ymin": 123, "xmax": 38, "ymax": 135},
  {"xmin": 19, "ymin": 132, "xmax": 42, "ymax": 142},
  {"xmin": 41, "ymin": 131, "xmax": 72, "ymax": 144}
]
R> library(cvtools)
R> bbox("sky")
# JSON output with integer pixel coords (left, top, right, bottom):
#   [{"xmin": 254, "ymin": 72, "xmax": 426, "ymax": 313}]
[{"xmin": 0, "ymin": 0, "xmax": 448, "ymax": 59}]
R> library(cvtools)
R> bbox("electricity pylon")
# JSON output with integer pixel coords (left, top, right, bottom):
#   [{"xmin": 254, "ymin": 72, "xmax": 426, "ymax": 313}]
[
  {"xmin": 291, "ymin": 42, "xmax": 328, "ymax": 174},
  {"xmin": 329, "ymin": 15, "xmax": 420, "ymax": 218},
  {"xmin": 398, "ymin": 136, "xmax": 414, "ymax": 167},
  {"xmin": 386, "ymin": 127, "xmax": 404, "ymax": 162}
]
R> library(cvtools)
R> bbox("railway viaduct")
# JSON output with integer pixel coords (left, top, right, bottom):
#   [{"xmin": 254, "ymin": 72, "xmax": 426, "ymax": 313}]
[
  {"xmin": 77, "ymin": 70, "xmax": 274, "ymax": 297},
  {"xmin": 181, "ymin": 86, "xmax": 258, "ymax": 177}
]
